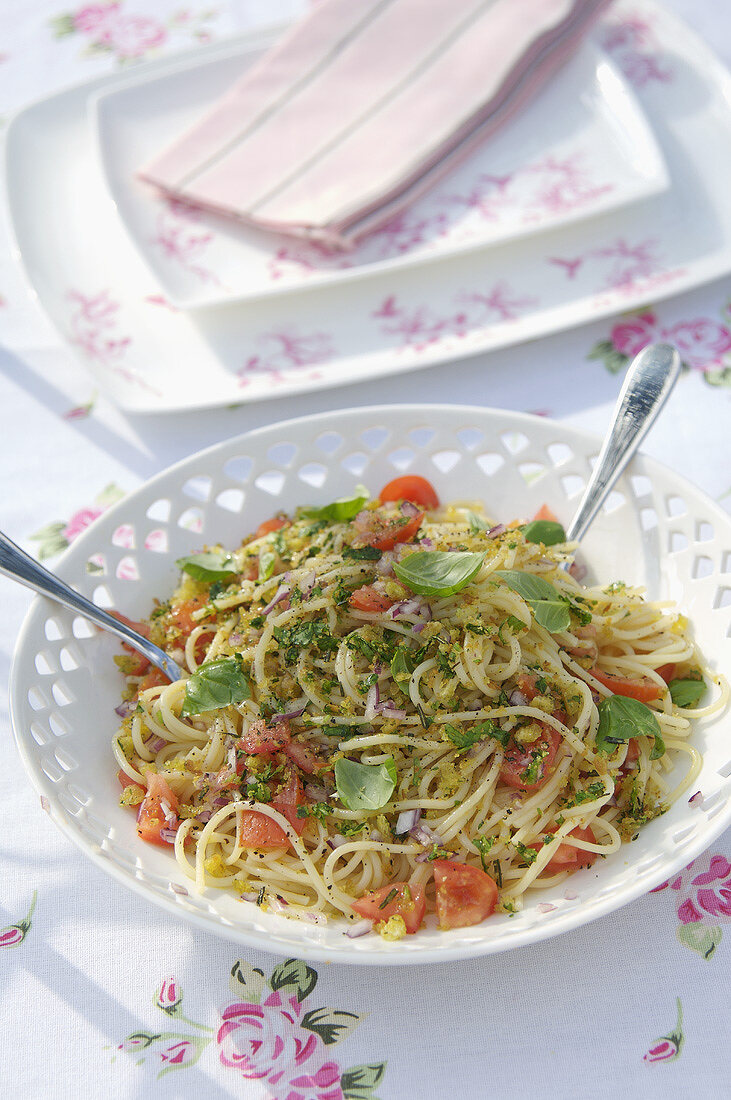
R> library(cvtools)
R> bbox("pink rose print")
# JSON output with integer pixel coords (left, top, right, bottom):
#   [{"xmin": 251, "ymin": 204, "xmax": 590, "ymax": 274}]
[
  {"xmin": 112, "ymin": 957, "xmax": 384, "ymax": 1095},
  {"xmin": 157, "ymin": 978, "xmax": 183, "ymax": 1015},
  {"xmin": 588, "ymin": 302, "xmax": 731, "ymax": 388},
  {"xmin": 662, "ymin": 319, "xmax": 731, "ymax": 371},
  {"xmin": 51, "ymin": 3, "xmax": 217, "ymax": 65},
  {"xmin": 609, "ymin": 310, "xmax": 659, "ymax": 358},
  {"xmin": 238, "ymin": 329, "xmax": 335, "ymax": 389},
  {"xmin": 643, "ymin": 999, "xmax": 683, "ymax": 1064},
  {"xmin": 686, "ymin": 855, "xmax": 731, "ymax": 921},
  {"xmin": 0, "ymin": 891, "xmax": 37, "ymax": 949},
  {"xmin": 218, "ymin": 992, "xmax": 343, "ymax": 1099},
  {"xmin": 651, "ymin": 850, "xmax": 731, "ymax": 959},
  {"xmin": 63, "ymin": 506, "xmax": 104, "ymax": 542}
]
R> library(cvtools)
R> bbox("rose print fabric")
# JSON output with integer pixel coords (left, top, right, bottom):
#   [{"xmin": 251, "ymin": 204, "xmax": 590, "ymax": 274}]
[{"xmin": 1, "ymin": 2, "xmax": 731, "ymax": 1099}]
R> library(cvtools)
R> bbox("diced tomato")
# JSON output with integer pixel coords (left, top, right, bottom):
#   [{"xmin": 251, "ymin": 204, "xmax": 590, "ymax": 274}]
[
  {"xmin": 117, "ymin": 768, "xmax": 144, "ymax": 793},
  {"xmin": 590, "ymin": 667, "xmax": 662, "ymax": 703},
  {"xmin": 272, "ymin": 770, "xmax": 308, "ymax": 836},
  {"xmin": 353, "ymin": 508, "xmax": 423, "ymax": 552},
  {"xmin": 238, "ymin": 718, "xmax": 291, "ymax": 755},
  {"xmin": 351, "ymin": 882, "xmax": 426, "ymax": 934},
  {"xmin": 656, "ymin": 664, "xmax": 676, "ymax": 684},
  {"xmin": 171, "ymin": 597, "xmax": 214, "ymax": 664},
  {"xmin": 349, "ymin": 585, "xmax": 395, "ymax": 613},
  {"xmin": 626, "ymin": 737, "xmax": 641, "ymax": 763},
  {"xmin": 137, "ymin": 667, "xmax": 171, "ymax": 693},
  {"xmin": 242, "ymin": 560, "xmax": 260, "ymax": 582},
  {"xmin": 432, "ymin": 860, "xmax": 498, "ymax": 929},
  {"xmin": 255, "ymin": 517, "xmax": 287, "ymax": 539},
  {"xmin": 516, "ymin": 673, "xmax": 540, "ymax": 701},
  {"xmin": 285, "ymin": 739, "xmax": 329, "ymax": 776},
  {"xmin": 499, "ymin": 725, "xmax": 561, "ymax": 792},
  {"xmin": 136, "ymin": 772, "xmax": 178, "ymax": 846},
  {"xmin": 378, "ymin": 476, "xmax": 439, "ymax": 510},
  {"xmin": 110, "ymin": 611, "xmax": 151, "ymax": 675},
  {"xmin": 537, "ymin": 825, "xmax": 598, "ymax": 873},
  {"xmin": 533, "ymin": 504, "xmax": 559, "ymax": 523},
  {"xmin": 237, "ymin": 811, "xmax": 290, "ymax": 851}
]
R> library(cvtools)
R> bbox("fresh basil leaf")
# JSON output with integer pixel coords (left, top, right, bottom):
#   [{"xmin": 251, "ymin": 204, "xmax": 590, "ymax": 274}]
[
  {"xmin": 650, "ymin": 730, "xmax": 666, "ymax": 760},
  {"xmin": 334, "ymin": 757, "xmax": 397, "ymax": 811},
  {"xmin": 258, "ymin": 550, "xmax": 276, "ymax": 582},
  {"xmin": 669, "ymin": 678, "xmax": 706, "ymax": 708},
  {"xmin": 301, "ymin": 487, "xmax": 369, "ymax": 524},
  {"xmin": 391, "ymin": 647, "xmax": 416, "ymax": 683},
  {"xmin": 522, "ymin": 520, "xmax": 566, "ymax": 546},
  {"xmin": 595, "ymin": 694, "xmax": 662, "ymax": 756},
  {"xmin": 180, "ymin": 656, "xmax": 251, "ymax": 716},
  {"xmin": 176, "ymin": 551, "xmax": 236, "ymax": 583},
  {"xmin": 343, "ymin": 546, "xmax": 382, "ymax": 561},
  {"xmin": 466, "ymin": 510, "xmax": 489, "ymax": 534},
  {"xmin": 531, "ymin": 600, "xmax": 571, "ymax": 633},
  {"xmin": 394, "ymin": 550, "xmax": 485, "ymax": 597},
  {"xmin": 494, "ymin": 570, "xmax": 571, "ymax": 633}
]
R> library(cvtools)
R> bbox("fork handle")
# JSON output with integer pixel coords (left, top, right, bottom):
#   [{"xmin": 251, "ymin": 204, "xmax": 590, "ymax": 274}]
[{"xmin": 565, "ymin": 343, "xmax": 681, "ymax": 543}]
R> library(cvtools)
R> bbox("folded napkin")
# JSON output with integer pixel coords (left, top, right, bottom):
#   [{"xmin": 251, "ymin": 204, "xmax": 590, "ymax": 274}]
[{"xmin": 141, "ymin": 0, "xmax": 614, "ymax": 250}]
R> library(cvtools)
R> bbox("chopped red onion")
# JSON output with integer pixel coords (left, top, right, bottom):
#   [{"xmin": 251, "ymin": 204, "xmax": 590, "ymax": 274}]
[
  {"xmin": 241, "ymin": 891, "xmax": 260, "ymax": 903},
  {"xmin": 376, "ymin": 551, "xmax": 395, "ymax": 576},
  {"xmin": 273, "ymin": 706, "xmax": 307, "ymax": 721},
  {"xmin": 305, "ymin": 783, "xmax": 330, "ymax": 803},
  {"xmin": 369, "ymin": 830, "xmax": 384, "ymax": 843},
  {"xmin": 213, "ymin": 795, "xmax": 230, "ymax": 808},
  {"xmin": 160, "ymin": 827, "xmax": 177, "ymax": 844},
  {"xmin": 299, "ymin": 911, "xmax": 328, "ymax": 924},
  {"xmin": 170, "ymin": 883, "xmax": 189, "ymax": 896},
  {"xmin": 263, "ymin": 584, "xmax": 290, "ymax": 615},
  {"xmin": 411, "ymin": 822, "xmax": 443, "ymax": 846},
  {"xmin": 569, "ymin": 559, "xmax": 587, "ymax": 582},
  {"xmin": 40, "ymin": 796, "xmax": 50, "ymax": 814},
  {"xmin": 375, "ymin": 701, "xmax": 407, "ymax": 719},
  {"xmin": 400, "ymin": 500, "xmax": 420, "ymax": 518},
  {"xmin": 268, "ymin": 896, "xmax": 289, "ymax": 914},
  {"xmin": 488, "ymin": 524, "xmax": 506, "ymax": 538},
  {"xmin": 564, "ymin": 889, "xmax": 578, "ymax": 901},
  {"xmin": 197, "ymin": 810, "xmax": 213, "ymax": 824},
  {"xmin": 345, "ymin": 919, "xmax": 373, "ymax": 938},
  {"xmin": 148, "ymin": 736, "xmax": 166, "ymax": 753},
  {"xmin": 228, "ymin": 631, "xmax": 245, "ymax": 646},
  {"xmin": 396, "ymin": 809, "xmax": 421, "ymax": 835},
  {"xmin": 537, "ymin": 902, "xmax": 556, "ymax": 914},
  {"xmin": 412, "ymin": 622, "xmax": 426, "ymax": 635},
  {"xmin": 114, "ymin": 700, "xmax": 135, "ymax": 718},
  {"xmin": 301, "ymin": 570, "xmax": 317, "ymax": 597},
  {"xmin": 419, "ymin": 537, "xmax": 434, "ymax": 549},
  {"xmin": 509, "ymin": 689, "xmax": 528, "ymax": 706},
  {"xmin": 688, "ymin": 791, "xmax": 704, "ymax": 806}
]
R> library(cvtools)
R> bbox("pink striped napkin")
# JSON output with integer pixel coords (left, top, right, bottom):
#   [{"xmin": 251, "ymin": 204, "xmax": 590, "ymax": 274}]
[{"xmin": 141, "ymin": 0, "xmax": 614, "ymax": 250}]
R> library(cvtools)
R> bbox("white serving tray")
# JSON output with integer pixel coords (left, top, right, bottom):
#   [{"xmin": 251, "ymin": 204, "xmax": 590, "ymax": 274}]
[
  {"xmin": 5, "ymin": 0, "xmax": 731, "ymax": 414},
  {"xmin": 92, "ymin": 37, "xmax": 668, "ymax": 308}
]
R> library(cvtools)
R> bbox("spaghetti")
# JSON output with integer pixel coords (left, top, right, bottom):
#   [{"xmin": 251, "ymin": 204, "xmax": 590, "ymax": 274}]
[{"xmin": 113, "ymin": 477, "xmax": 725, "ymax": 938}]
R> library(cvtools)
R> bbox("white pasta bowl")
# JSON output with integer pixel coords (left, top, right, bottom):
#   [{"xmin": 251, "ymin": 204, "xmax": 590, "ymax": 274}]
[{"xmin": 10, "ymin": 406, "xmax": 731, "ymax": 964}]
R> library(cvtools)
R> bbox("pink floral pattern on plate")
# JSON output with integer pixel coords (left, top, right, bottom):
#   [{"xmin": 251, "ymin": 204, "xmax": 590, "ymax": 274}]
[
  {"xmin": 588, "ymin": 302, "xmax": 731, "ymax": 386},
  {"xmin": 111, "ymin": 956, "xmax": 386, "ymax": 1097},
  {"xmin": 50, "ymin": 2, "xmax": 218, "ymax": 64},
  {"xmin": 259, "ymin": 150, "xmax": 619, "ymax": 284},
  {"xmin": 151, "ymin": 198, "xmax": 220, "ymax": 286},
  {"xmin": 600, "ymin": 11, "xmax": 673, "ymax": 87},
  {"xmin": 66, "ymin": 289, "xmax": 159, "ymax": 393},
  {"xmin": 237, "ymin": 328, "xmax": 336, "ymax": 389},
  {"xmin": 371, "ymin": 281, "xmax": 537, "ymax": 353}
]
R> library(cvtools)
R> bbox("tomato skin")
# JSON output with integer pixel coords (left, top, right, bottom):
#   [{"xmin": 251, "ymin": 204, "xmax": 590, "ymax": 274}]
[
  {"xmin": 499, "ymin": 725, "xmax": 561, "ymax": 792},
  {"xmin": 255, "ymin": 517, "xmax": 287, "ymax": 539},
  {"xmin": 516, "ymin": 673, "xmax": 540, "ymax": 701},
  {"xmin": 432, "ymin": 860, "xmax": 498, "ymax": 929},
  {"xmin": 379, "ymin": 476, "xmax": 439, "ymax": 510},
  {"xmin": 110, "ymin": 611, "xmax": 151, "ymax": 675},
  {"xmin": 656, "ymin": 664, "xmax": 676, "ymax": 684},
  {"xmin": 533, "ymin": 504, "xmax": 559, "ymax": 523},
  {"xmin": 238, "ymin": 718, "xmax": 291, "ymax": 755},
  {"xmin": 590, "ymin": 667, "xmax": 662, "ymax": 703},
  {"xmin": 353, "ymin": 508, "xmax": 423, "ymax": 552},
  {"xmin": 237, "ymin": 811, "xmax": 290, "ymax": 851},
  {"xmin": 137, "ymin": 773, "xmax": 178, "ymax": 846},
  {"xmin": 117, "ymin": 768, "xmax": 144, "ymax": 793},
  {"xmin": 351, "ymin": 882, "xmax": 426, "ymax": 934},
  {"xmin": 273, "ymin": 771, "xmax": 308, "ymax": 835},
  {"xmin": 137, "ymin": 667, "xmax": 171, "ymax": 693},
  {"xmin": 349, "ymin": 585, "xmax": 395, "ymax": 613},
  {"xmin": 171, "ymin": 597, "xmax": 214, "ymax": 664},
  {"xmin": 537, "ymin": 825, "xmax": 598, "ymax": 873}
]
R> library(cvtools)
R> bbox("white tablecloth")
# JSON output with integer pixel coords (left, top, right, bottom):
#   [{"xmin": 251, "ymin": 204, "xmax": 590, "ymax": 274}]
[{"xmin": 1, "ymin": 2, "xmax": 730, "ymax": 1097}]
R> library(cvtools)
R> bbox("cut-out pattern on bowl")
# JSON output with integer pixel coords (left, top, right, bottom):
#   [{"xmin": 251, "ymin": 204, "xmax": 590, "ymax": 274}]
[{"xmin": 9, "ymin": 406, "xmax": 731, "ymax": 965}]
